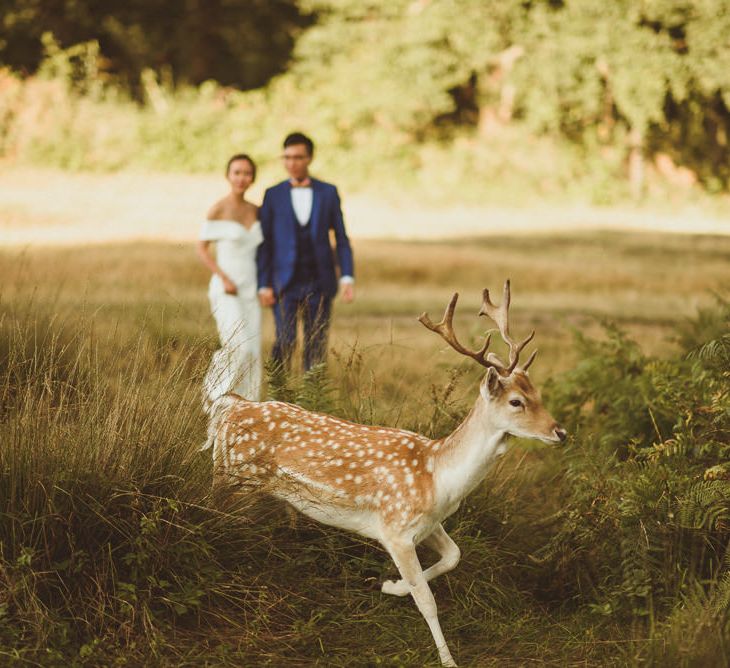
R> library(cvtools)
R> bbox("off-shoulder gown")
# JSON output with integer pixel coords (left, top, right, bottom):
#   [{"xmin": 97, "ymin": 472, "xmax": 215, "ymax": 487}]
[{"xmin": 200, "ymin": 219, "xmax": 263, "ymax": 406}]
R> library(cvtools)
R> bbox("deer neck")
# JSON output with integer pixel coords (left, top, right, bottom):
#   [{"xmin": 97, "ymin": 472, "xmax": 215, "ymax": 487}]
[{"xmin": 431, "ymin": 398, "xmax": 506, "ymax": 512}]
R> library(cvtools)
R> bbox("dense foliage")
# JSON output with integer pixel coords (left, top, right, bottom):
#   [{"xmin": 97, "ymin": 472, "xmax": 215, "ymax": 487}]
[
  {"xmin": 538, "ymin": 301, "xmax": 730, "ymax": 664},
  {"xmin": 0, "ymin": 0, "xmax": 310, "ymax": 91},
  {"xmin": 1, "ymin": 1, "xmax": 729, "ymax": 196}
]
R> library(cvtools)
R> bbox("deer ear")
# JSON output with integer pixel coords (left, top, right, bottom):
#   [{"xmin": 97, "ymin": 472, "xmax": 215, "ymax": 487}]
[{"xmin": 481, "ymin": 367, "xmax": 503, "ymax": 399}]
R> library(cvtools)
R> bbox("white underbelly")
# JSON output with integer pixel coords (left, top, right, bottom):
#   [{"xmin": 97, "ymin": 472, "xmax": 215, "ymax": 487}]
[{"xmin": 274, "ymin": 490, "xmax": 382, "ymax": 541}]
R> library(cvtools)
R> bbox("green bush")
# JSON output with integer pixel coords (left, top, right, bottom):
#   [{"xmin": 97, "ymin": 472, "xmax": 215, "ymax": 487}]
[
  {"xmin": 4, "ymin": 34, "xmax": 725, "ymax": 208},
  {"xmin": 534, "ymin": 301, "xmax": 730, "ymax": 659}
]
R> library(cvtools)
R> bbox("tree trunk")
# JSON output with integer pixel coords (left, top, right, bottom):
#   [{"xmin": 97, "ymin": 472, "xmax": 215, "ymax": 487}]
[
  {"xmin": 477, "ymin": 106, "xmax": 499, "ymax": 139},
  {"xmin": 628, "ymin": 127, "xmax": 645, "ymax": 200},
  {"xmin": 595, "ymin": 58, "xmax": 614, "ymax": 143},
  {"xmin": 476, "ymin": 45, "xmax": 524, "ymax": 138}
]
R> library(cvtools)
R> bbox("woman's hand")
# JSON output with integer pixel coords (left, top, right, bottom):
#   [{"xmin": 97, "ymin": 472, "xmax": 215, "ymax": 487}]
[
  {"xmin": 197, "ymin": 240, "xmax": 238, "ymax": 294},
  {"xmin": 222, "ymin": 276, "xmax": 238, "ymax": 295}
]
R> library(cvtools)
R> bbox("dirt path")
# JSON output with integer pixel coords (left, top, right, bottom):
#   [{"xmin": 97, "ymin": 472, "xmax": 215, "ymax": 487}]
[{"xmin": 1, "ymin": 167, "xmax": 728, "ymax": 246}]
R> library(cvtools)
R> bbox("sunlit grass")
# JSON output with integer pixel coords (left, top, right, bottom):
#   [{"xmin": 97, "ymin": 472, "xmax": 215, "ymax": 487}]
[
  {"xmin": 1, "ymin": 232, "xmax": 729, "ymax": 665},
  {"xmin": 4, "ymin": 229, "xmax": 728, "ymax": 382}
]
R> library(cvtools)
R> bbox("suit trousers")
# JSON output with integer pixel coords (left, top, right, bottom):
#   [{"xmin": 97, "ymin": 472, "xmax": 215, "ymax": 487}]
[{"xmin": 272, "ymin": 282, "xmax": 332, "ymax": 371}]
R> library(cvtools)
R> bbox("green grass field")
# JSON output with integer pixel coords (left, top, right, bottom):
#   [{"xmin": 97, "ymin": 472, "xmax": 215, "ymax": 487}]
[{"xmin": 1, "ymin": 231, "xmax": 729, "ymax": 666}]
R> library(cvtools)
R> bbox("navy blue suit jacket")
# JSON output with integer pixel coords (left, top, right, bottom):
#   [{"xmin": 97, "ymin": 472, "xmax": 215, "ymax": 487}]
[{"xmin": 256, "ymin": 178, "xmax": 354, "ymax": 298}]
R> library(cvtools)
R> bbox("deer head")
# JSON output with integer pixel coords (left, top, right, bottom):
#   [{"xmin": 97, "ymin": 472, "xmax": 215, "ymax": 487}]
[{"xmin": 419, "ymin": 280, "xmax": 566, "ymax": 445}]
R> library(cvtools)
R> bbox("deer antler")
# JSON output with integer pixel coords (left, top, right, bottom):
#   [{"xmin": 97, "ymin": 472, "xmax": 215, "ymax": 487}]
[
  {"xmin": 479, "ymin": 279, "xmax": 537, "ymax": 373},
  {"xmin": 418, "ymin": 293, "xmax": 498, "ymax": 370},
  {"xmin": 419, "ymin": 283, "xmax": 538, "ymax": 375}
]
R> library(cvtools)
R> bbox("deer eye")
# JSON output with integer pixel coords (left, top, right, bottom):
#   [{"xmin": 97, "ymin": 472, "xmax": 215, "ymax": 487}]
[{"xmin": 509, "ymin": 399, "xmax": 523, "ymax": 408}]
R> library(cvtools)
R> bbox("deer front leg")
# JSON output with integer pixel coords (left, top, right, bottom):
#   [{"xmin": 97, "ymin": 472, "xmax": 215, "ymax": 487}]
[
  {"xmin": 382, "ymin": 534, "xmax": 457, "ymax": 667},
  {"xmin": 382, "ymin": 524, "xmax": 461, "ymax": 597}
]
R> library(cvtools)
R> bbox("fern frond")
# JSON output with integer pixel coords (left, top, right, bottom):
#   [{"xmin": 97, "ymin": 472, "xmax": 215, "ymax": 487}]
[
  {"xmin": 296, "ymin": 363, "xmax": 337, "ymax": 414},
  {"xmin": 678, "ymin": 481, "xmax": 730, "ymax": 531}
]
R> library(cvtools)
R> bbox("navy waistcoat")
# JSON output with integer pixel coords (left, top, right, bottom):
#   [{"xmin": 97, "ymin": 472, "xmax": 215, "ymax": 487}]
[{"xmin": 291, "ymin": 219, "xmax": 318, "ymax": 287}]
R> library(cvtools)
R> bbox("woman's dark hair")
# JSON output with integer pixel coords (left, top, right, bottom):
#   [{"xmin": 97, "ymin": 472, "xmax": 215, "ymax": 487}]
[
  {"xmin": 226, "ymin": 153, "xmax": 256, "ymax": 180},
  {"xmin": 283, "ymin": 132, "xmax": 314, "ymax": 157}
]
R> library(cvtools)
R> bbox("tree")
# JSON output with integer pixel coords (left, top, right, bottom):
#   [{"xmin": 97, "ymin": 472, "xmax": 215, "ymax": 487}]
[{"xmin": 0, "ymin": 0, "xmax": 311, "ymax": 92}]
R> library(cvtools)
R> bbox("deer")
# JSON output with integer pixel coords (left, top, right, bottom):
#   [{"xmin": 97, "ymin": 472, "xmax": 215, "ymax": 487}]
[{"xmin": 203, "ymin": 281, "xmax": 566, "ymax": 667}]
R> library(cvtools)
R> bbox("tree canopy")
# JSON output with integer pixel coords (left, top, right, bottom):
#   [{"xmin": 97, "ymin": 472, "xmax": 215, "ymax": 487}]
[
  {"xmin": 1, "ymin": 0, "xmax": 729, "ymax": 193},
  {"xmin": 0, "ymin": 0, "xmax": 311, "ymax": 90},
  {"xmin": 279, "ymin": 0, "xmax": 730, "ymax": 191}
]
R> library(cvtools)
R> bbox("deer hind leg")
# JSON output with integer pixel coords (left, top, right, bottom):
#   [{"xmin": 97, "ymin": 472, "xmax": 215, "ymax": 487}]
[
  {"xmin": 382, "ymin": 524, "xmax": 461, "ymax": 597},
  {"xmin": 382, "ymin": 534, "xmax": 457, "ymax": 667}
]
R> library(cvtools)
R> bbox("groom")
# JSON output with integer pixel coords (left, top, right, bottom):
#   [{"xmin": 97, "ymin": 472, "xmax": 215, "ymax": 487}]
[{"xmin": 257, "ymin": 132, "xmax": 355, "ymax": 371}]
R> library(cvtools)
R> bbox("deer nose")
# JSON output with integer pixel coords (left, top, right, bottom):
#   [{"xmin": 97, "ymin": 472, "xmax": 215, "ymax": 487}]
[{"xmin": 554, "ymin": 426, "xmax": 567, "ymax": 443}]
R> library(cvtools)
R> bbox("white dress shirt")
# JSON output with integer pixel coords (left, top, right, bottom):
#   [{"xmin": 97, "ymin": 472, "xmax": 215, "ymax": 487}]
[{"xmin": 291, "ymin": 187, "xmax": 313, "ymax": 226}]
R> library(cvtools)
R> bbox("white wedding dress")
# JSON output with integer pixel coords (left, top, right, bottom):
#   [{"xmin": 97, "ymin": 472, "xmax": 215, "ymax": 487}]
[{"xmin": 200, "ymin": 219, "xmax": 263, "ymax": 408}]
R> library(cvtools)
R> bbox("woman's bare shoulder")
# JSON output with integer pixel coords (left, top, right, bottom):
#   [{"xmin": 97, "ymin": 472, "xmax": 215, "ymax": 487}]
[
  {"xmin": 206, "ymin": 198, "xmax": 228, "ymax": 221},
  {"xmin": 207, "ymin": 197, "xmax": 258, "ymax": 223}
]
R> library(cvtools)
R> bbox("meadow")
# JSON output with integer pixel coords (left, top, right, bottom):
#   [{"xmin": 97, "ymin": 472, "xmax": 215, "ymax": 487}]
[
  {"xmin": 1, "ymin": 230, "xmax": 729, "ymax": 666},
  {"xmin": 3, "ymin": 4, "xmax": 730, "ymax": 663}
]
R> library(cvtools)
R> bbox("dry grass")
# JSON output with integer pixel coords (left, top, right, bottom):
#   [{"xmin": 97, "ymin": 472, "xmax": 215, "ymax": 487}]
[
  {"xmin": 4, "ymin": 228, "xmax": 728, "ymax": 371},
  {"xmin": 2, "ymin": 166, "xmax": 730, "ymax": 247},
  {"xmin": 2, "ymin": 189, "xmax": 729, "ymax": 665}
]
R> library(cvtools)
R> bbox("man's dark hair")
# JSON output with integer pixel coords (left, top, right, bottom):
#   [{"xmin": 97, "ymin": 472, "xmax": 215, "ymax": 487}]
[
  {"xmin": 283, "ymin": 132, "xmax": 314, "ymax": 157},
  {"xmin": 226, "ymin": 153, "xmax": 256, "ymax": 179}
]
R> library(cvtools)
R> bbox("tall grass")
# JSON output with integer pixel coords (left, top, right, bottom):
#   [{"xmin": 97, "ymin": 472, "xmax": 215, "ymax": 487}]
[
  {"xmin": 1, "ymin": 238, "xmax": 729, "ymax": 665},
  {"xmin": 2, "ymin": 310, "xmax": 228, "ymax": 660},
  {"xmin": 0, "ymin": 308, "xmax": 607, "ymax": 666}
]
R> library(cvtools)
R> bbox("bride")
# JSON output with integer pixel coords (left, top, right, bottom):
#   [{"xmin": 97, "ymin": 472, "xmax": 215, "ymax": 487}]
[{"xmin": 197, "ymin": 154, "xmax": 263, "ymax": 408}]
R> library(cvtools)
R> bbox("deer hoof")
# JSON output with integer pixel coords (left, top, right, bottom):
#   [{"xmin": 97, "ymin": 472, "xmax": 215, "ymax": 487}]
[{"xmin": 381, "ymin": 579, "xmax": 410, "ymax": 597}]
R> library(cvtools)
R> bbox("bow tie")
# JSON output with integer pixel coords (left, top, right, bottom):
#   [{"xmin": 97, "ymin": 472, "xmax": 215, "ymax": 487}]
[{"xmin": 290, "ymin": 179, "xmax": 312, "ymax": 188}]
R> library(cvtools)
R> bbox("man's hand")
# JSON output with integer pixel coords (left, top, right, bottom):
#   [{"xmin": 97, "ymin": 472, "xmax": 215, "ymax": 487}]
[
  {"xmin": 340, "ymin": 283, "xmax": 355, "ymax": 304},
  {"xmin": 258, "ymin": 287, "xmax": 276, "ymax": 307}
]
